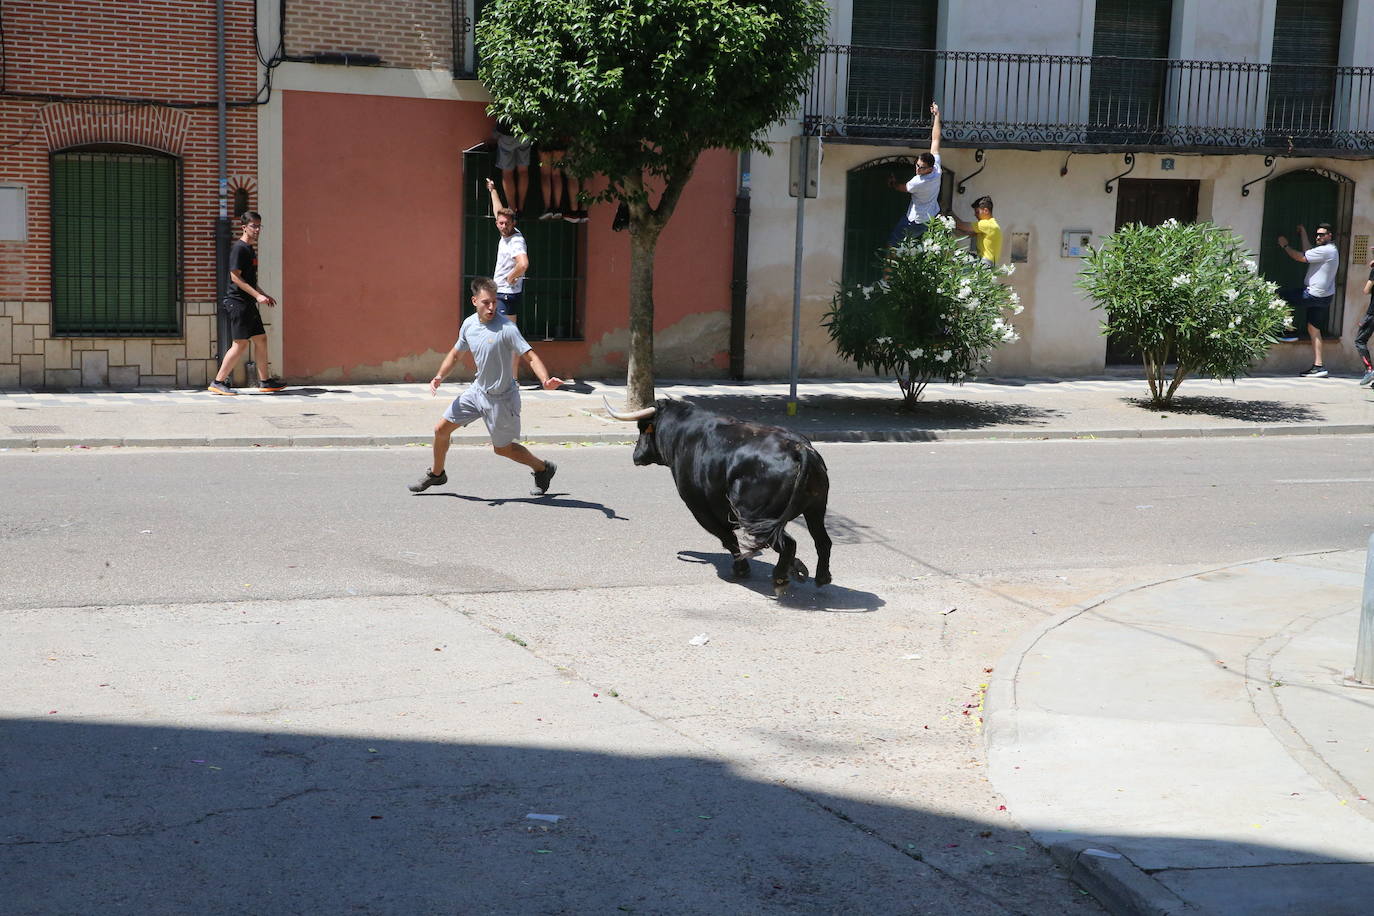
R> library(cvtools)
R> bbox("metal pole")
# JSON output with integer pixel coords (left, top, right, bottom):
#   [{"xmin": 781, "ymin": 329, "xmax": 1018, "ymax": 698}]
[
  {"xmin": 214, "ymin": 0, "xmax": 232, "ymax": 369},
  {"xmin": 1353, "ymin": 533, "xmax": 1374, "ymax": 685},
  {"xmin": 787, "ymin": 135, "xmax": 808, "ymax": 417}
]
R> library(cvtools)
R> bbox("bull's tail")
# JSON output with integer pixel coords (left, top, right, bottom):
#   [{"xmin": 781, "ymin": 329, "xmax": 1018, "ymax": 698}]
[{"xmin": 735, "ymin": 444, "xmax": 815, "ymax": 553}]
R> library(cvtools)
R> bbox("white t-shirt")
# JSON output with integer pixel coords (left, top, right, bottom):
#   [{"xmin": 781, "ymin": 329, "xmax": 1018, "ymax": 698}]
[
  {"xmin": 455, "ymin": 312, "xmax": 531, "ymax": 396},
  {"xmin": 905, "ymin": 154, "xmax": 942, "ymax": 224},
  {"xmin": 494, "ymin": 229, "xmax": 527, "ymax": 294},
  {"xmin": 1303, "ymin": 242, "xmax": 1338, "ymax": 298}
]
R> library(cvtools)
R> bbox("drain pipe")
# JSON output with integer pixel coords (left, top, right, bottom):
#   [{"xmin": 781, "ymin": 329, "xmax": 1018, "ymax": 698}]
[
  {"xmin": 214, "ymin": 0, "xmax": 233, "ymax": 368},
  {"xmin": 728, "ymin": 151, "xmax": 751, "ymax": 380}
]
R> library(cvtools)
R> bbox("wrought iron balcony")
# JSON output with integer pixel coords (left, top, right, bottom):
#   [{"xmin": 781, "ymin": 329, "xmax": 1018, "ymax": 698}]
[{"xmin": 803, "ymin": 45, "xmax": 1374, "ymax": 155}]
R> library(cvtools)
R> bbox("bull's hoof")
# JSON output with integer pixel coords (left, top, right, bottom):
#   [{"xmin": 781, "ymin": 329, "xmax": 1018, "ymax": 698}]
[
  {"xmin": 815, "ymin": 572, "xmax": 832, "ymax": 588},
  {"xmin": 731, "ymin": 558, "xmax": 751, "ymax": 578},
  {"xmin": 772, "ymin": 578, "xmax": 790, "ymax": 596},
  {"xmin": 790, "ymin": 559, "xmax": 809, "ymax": 582}
]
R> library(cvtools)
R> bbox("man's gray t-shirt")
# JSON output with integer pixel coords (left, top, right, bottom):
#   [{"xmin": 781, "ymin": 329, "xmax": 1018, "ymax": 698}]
[
  {"xmin": 456, "ymin": 312, "xmax": 531, "ymax": 396},
  {"xmin": 1303, "ymin": 242, "xmax": 1338, "ymax": 298}
]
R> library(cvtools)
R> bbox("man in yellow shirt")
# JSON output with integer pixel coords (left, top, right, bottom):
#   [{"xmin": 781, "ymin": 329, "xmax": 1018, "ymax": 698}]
[{"xmin": 955, "ymin": 195, "xmax": 1002, "ymax": 267}]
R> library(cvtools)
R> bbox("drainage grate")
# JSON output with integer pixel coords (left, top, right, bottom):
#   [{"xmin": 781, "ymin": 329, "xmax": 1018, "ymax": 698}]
[
  {"xmin": 9, "ymin": 425, "xmax": 64, "ymax": 434},
  {"xmin": 262, "ymin": 415, "xmax": 351, "ymax": 430}
]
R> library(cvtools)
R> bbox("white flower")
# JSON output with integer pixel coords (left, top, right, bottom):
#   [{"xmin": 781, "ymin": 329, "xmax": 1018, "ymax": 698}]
[
  {"xmin": 1230, "ymin": 316, "xmax": 1241, "ymax": 326},
  {"xmin": 998, "ymin": 263, "xmax": 1016, "ymax": 276},
  {"xmin": 860, "ymin": 285, "xmax": 874, "ymax": 299},
  {"xmin": 1244, "ymin": 259, "xmax": 1258, "ymax": 273},
  {"xmin": 954, "ymin": 370, "xmax": 967, "ymax": 379},
  {"xmin": 1013, "ymin": 304, "xmax": 1024, "ymax": 315},
  {"xmin": 1002, "ymin": 328, "xmax": 1020, "ymax": 343},
  {"xmin": 1163, "ymin": 217, "xmax": 1179, "ymax": 227},
  {"xmin": 1171, "ymin": 273, "xmax": 1192, "ymax": 288},
  {"xmin": 910, "ymin": 347, "xmax": 924, "ymax": 358},
  {"xmin": 939, "ymin": 215, "xmax": 955, "ymax": 229},
  {"xmin": 938, "ymin": 350, "xmax": 952, "ymax": 362},
  {"xmin": 921, "ymin": 238, "xmax": 940, "ymax": 253},
  {"xmin": 876, "ymin": 336, "xmax": 892, "ymax": 345},
  {"xmin": 1223, "ymin": 289, "xmax": 1239, "ymax": 302}
]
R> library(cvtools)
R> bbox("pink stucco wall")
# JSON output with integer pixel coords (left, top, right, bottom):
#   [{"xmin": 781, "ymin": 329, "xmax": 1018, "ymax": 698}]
[{"xmin": 281, "ymin": 89, "xmax": 736, "ymax": 381}]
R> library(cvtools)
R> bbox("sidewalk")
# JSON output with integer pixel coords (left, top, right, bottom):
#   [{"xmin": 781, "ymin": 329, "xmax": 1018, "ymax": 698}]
[
  {"xmin": 1, "ymin": 373, "xmax": 1372, "ymax": 449},
  {"xmin": 985, "ymin": 548, "xmax": 1374, "ymax": 916}
]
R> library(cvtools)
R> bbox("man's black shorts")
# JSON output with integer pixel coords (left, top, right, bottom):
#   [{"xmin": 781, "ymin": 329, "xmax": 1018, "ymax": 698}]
[
  {"xmin": 222, "ymin": 297, "xmax": 266, "ymax": 339},
  {"xmin": 497, "ymin": 291, "xmax": 522, "ymax": 317}
]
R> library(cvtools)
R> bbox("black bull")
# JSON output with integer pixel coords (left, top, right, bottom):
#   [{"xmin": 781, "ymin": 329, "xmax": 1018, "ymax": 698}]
[{"xmin": 606, "ymin": 398, "xmax": 832, "ymax": 594}]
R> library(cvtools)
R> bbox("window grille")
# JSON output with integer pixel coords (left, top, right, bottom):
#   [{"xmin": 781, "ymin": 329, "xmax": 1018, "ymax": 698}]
[
  {"xmin": 461, "ymin": 147, "xmax": 582, "ymax": 340},
  {"xmin": 50, "ymin": 149, "xmax": 181, "ymax": 336}
]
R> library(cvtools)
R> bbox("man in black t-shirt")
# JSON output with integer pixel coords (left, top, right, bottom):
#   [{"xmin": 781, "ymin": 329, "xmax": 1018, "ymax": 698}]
[
  {"xmin": 209, "ymin": 211, "xmax": 284, "ymax": 395},
  {"xmin": 1357, "ymin": 259, "xmax": 1374, "ymax": 388}
]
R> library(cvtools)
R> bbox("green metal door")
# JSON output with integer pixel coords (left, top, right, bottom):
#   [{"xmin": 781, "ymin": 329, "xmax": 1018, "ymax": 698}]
[
  {"xmin": 462, "ymin": 147, "xmax": 582, "ymax": 340},
  {"xmin": 841, "ymin": 157, "xmax": 917, "ymax": 290},
  {"xmin": 1258, "ymin": 169, "xmax": 1348, "ymax": 334}
]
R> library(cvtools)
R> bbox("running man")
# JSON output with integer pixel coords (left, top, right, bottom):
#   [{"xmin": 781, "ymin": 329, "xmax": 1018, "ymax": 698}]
[{"xmin": 409, "ymin": 277, "xmax": 564, "ymax": 496}]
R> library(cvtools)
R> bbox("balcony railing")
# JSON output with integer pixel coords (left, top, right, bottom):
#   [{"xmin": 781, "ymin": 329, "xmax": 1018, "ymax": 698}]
[{"xmin": 803, "ymin": 45, "xmax": 1374, "ymax": 154}]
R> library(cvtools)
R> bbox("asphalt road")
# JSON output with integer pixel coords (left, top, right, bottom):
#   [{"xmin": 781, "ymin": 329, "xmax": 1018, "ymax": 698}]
[
  {"xmin": 4, "ymin": 438, "xmax": 1372, "ymax": 915},
  {"xmin": 3, "ymin": 437, "xmax": 1371, "ymax": 611}
]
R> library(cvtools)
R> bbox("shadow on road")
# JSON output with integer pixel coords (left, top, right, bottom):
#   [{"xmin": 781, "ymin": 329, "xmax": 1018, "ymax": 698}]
[
  {"xmin": 1122, "ymin": 395, "xmax": 1323, "ymax": 423},
  {"xmin": 676, "ymin": 550, "xmax": 883, "ymax": 612},
  {"xmin": 0, "ymin": 719, "xmax": 1068, "ymax": 914},
  {"xmin": 674, "ymin": 393, "xmax": 1059, "ymax": 436},
  {"xmin": 418, "ymin": 491, "xmax": 628, "ymax": 520}
]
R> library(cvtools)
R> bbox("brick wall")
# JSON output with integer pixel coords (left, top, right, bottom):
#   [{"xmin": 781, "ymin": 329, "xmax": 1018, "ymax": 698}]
[
  {"xmin": 0, "ymin": 0, "xmax": 259, "ymax": 389},
  {"xmin": 285, "ymin": 0, "xmax": 455, "ymax": 71}
]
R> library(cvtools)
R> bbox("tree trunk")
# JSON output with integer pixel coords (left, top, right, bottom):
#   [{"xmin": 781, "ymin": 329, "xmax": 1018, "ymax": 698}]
[{"xmin": 626, "ymin": 222, "xmax": 661, "ymax": 409}]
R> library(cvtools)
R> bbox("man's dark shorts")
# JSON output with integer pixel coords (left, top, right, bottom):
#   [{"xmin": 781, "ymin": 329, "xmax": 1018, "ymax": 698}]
[
  {"xmin": 497, "ymin": 291, "xmax": 523, "ymax": 317},
  {"xmin": 889, "ymin": 218, "xmax": 928, "ymax": 246},
  {"xmin": 1281, "ymin": 287, "xmax": 1332, "ymax": 333},
  {"xmin": 222, "ymin": 297, "xmax": 266, "ymax": 339}
]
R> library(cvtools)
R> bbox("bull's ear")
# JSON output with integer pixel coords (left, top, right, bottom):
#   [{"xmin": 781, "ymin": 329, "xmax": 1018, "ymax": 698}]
[{"xmin": 644, "ymin": 423, "xmax": 654, "ymax": 434}]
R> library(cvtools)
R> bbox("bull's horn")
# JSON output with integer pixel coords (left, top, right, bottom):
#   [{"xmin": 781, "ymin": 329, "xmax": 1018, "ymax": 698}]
[{"xmin": 602, "ymin": 396, "xmax": 657, "ymax": 422}]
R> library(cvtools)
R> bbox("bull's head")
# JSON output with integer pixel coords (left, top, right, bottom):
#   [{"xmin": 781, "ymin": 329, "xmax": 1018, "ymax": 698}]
[{"xmin": 603, "ymin": 397, "xmax": 663, "ymax": 466}]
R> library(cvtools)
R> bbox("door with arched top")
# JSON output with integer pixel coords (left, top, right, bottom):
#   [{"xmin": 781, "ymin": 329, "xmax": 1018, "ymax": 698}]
[{"xmin": 1258, "ymin": 168, "xmax": 1353, "ymax": 336}]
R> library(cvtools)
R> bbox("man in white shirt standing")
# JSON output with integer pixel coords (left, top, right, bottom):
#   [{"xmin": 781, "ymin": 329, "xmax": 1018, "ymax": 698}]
[
  {"xmin": 487, "ymin": 177, "xmax": 530, "ymax": 381},
  {"xmin": 1276, "ymin": 222, "xmax": 1339, "ymax": 377},
  {"xmin": 889, "ymin": 102, "xmax": 943, "ymax": 245}
]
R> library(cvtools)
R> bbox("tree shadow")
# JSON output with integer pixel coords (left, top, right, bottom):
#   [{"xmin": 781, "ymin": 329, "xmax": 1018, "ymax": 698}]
[
  {"xmin": 677, "ymin": 393, "xmax": 1059, "ymax": 438},
  {"xmin": 676, "ymin": 550, "xmax": 883, "ymax": 612},
  {"xmin": 1122, "ymin": 395, "xmax": 1323, "ymax": 423},
  {"xmin": 418, "ymin": 491, "xmax": 628, "ymax": 520}
]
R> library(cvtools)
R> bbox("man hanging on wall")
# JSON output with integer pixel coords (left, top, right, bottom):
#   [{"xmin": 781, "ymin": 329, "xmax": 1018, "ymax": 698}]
[{"xmin": 888, "ymin": 102, "xmax": 943, "ymax": 245}]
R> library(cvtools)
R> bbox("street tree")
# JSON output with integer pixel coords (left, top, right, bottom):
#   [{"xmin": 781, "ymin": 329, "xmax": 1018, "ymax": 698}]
[
  {"xmin": 1078, "ymin": 219, "xmax": 1289, "ymax": 406},
  {"xmin": 478, "ymin": 0, "xmax": 829, "ymax": 407}
]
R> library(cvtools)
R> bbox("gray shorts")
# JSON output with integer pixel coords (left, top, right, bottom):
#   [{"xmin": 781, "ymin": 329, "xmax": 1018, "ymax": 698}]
[
  {"xmin": 496, "ymin": 132, "xmax": 532, "ymax": 169},
  {"xmin": 444, "ymin": 385, "xmax": 521, "ymax": 447}
]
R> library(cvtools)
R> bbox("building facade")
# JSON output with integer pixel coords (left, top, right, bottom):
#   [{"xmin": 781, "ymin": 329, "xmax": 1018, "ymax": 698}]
[
  {"xmin": 744, "ymin": 0, "xmax": 1374, "ymax": 378},
  {"xmin": 1, "ymin": 0, "xmax": 739, "ymax": 389},
  {"xmin": 0, "ymin": 0, "xmax": 260, "ymax": 389}
]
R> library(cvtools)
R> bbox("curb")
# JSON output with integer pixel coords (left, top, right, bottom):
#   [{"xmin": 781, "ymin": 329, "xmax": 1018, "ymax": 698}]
[
  {"xmin": 1048, "ymin": 841, "xmax": 1199, "ymax": 915},
  {"xmin": 3, "ymin": 424, "xmax": 1373, "ymax": 450}
]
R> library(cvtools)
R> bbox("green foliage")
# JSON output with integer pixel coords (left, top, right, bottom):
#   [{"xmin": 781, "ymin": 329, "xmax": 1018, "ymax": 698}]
[
  {"xmin": 1077, "ymin": 220, "xmax": 1289, "ymax": 406},
  {"xmin": 477, "ymin": 0, "xmax": 829, "ymax": 408},
  {"xmin": 823, "ymin": 218, "xmax": 1022, "ymax": 409},
  {"xmin": 478, "ymin": 0, "xmax": 829, "ymax": 205}
]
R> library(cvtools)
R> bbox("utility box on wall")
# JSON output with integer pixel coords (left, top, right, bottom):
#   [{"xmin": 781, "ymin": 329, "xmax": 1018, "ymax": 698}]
[{"xmin": 1061, "ymin": 229, "xmax": 1093, "ymax": 258}]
